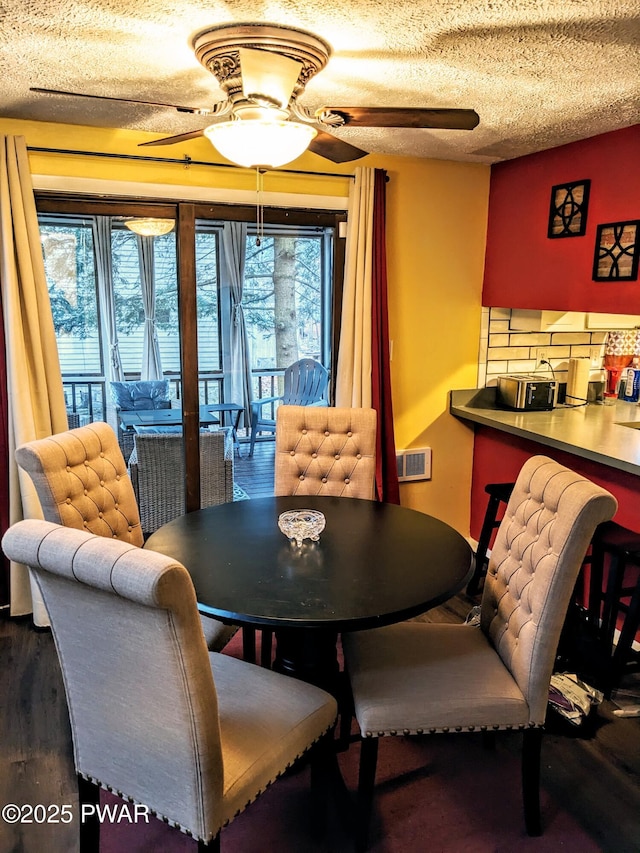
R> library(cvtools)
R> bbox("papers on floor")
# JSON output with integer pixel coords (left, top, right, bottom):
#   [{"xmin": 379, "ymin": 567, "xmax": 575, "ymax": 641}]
[{"xmin": 548, "ymin": 673, "xmax": 604, "ymax": 725}]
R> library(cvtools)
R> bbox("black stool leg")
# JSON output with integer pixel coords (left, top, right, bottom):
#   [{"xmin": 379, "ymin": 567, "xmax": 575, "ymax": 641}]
[
  {"xmin": 467, "ymin": 483, "xmax": 515, "ymax": 597},
  {"xmin": 608, "ymin": 576, "xmax": 640, "ymax": 697}
]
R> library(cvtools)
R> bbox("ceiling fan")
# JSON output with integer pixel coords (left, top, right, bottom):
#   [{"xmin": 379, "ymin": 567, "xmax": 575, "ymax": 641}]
[{"xmin": 30, "ymin": 22, "xmax": 480, "ymax": 168}]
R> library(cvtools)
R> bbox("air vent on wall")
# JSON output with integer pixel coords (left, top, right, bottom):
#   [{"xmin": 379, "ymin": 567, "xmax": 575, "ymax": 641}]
[{"xmin": 396, "ymin": 448, "xmax": 431, "ymax": 482}]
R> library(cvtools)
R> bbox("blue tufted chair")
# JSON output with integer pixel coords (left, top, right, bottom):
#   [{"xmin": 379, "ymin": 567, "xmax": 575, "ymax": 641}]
[
  {"xmin": 343, "ymin": 455, "xmax": 618, "ymax": 851},
  {"xmin": 110, "ymin": 380, "xmax": 172, "ymax": 463}
]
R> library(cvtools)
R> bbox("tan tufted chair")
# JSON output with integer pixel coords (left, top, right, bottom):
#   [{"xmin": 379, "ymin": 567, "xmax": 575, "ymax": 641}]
[
  {"xmin": 15, "ymin": 422, "xmax": 236, "ymax": 653},
  {"xmin": 343, "ymin": 455, "xmax": 618, "ymax": 851},
  {"xmin": 274, "ymin": 405, "xmax": 377, "ymax": 499},
  {"xmin": 1, "ymin": 519, "xmax": 337, "ymax": 853}
]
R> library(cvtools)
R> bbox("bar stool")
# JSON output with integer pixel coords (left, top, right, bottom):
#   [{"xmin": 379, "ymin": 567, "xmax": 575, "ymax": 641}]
[
  {"xmin": 589, "ymin": 521, "xmax": 640, "ymax": 697},
  {"xmin": 466, "ymin": 481, "xmax": 515, "ymax": 595}
]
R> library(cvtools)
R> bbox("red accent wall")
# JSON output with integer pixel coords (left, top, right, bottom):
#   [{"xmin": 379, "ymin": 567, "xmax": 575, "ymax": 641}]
[
  {"xmin": 482, "ymin": 125, "xmax": 640, "ymax": 313},
  {"xmin": 471, "ymin": 427, "xmax": 640, "ymax": 539}
]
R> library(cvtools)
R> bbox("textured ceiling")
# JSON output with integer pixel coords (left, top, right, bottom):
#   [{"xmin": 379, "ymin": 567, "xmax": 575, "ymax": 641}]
[{"xmin": 1, "ymin": 0, "xmax": 638, "ymax": 165}]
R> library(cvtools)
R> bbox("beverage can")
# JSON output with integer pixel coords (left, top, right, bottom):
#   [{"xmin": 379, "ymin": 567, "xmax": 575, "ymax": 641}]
[{"xmin": 618, "ymin": 368, "xmax": 640, "ymax": 402}]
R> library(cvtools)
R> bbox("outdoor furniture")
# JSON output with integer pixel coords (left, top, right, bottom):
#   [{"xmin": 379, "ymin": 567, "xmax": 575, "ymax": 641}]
[
  {"xmin": 342, "ymin": 455, "xmax": 617, "ymax": 850},
  {"xmin": 15, "ymin": 422, "xmax": 236, "ymax": 652},
  {"xmin": 1, "ymin": 519, "xmax": 338, "ymax": 853},
  {"xmin": 128, "ymin": 429, "xmax": 234, "ymax": 536},
  {"xmin": 249, "ymin": 358, "xmax": 329, "ymax": 457},
  {"xmin": 110, "ymin": 380, "xmax": 172, "ymax": 463}
]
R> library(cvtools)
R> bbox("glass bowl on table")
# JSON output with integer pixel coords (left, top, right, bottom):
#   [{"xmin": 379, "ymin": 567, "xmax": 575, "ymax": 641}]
[{"xmin": 278, "ymin": 509, "xmax": 326, "ymax": 546}]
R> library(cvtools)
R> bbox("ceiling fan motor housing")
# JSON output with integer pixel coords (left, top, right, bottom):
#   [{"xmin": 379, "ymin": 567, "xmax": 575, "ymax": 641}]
[{"xmin": 192, "ymin": 23, "xmax": 331, "ymax": 106}]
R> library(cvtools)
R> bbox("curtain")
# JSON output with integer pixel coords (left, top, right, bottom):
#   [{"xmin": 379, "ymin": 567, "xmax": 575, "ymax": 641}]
[
  {"xmin": 137, "ymin": 235, "xmax": 163, "ymax": 381},
  {"xmin": 222, "ymin": 222, "xmax": 253, "ymax": 424},
  {"xmin": 335, "ymin": 167, "xmax": 374, "ymax": 407},
  {"xmin": 92, "ymin": 217, "xmax": 124, "ymax": 383},
  {"xmin": 0, "ymin": 135, "xmax": 68, "ymax": 619},
  {"xmin": 371, "ymin": 170, "xmax": 400, "ymax": 503},
  {"xmin": 336, "ymin": 166, "xmax": 399, "ymax": 503}
]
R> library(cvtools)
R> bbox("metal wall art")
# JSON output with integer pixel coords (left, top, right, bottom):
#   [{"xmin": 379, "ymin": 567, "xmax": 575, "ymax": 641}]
[
  {"xmin": 547, "ymin": 179, "xmax": 591, "ymax": 238},
  {"xmin": 592, "ymin": 220, "xmax": 640, "ymax": 281}
]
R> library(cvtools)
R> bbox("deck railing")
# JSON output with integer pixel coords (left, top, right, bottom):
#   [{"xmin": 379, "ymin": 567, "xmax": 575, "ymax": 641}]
[{"xmin": 63, "ymin": 368, "xmax": 286, "ymax": 435}]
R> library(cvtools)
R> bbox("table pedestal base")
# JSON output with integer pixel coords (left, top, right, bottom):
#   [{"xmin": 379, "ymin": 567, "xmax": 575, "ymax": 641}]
[{"xmin": 273, "ymin": 628, "xmax": 340, "ymax": 693}]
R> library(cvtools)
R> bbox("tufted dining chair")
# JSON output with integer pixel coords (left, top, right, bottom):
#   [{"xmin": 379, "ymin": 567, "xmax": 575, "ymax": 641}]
[
  {"xmin": 274, "ymin": 405, "xmax": 377, "ymax": 499},
  {"xmin": 342, "ymin": 455, "xmax": 618, "ymax": 850},
  {"xmin": 242, "ymin": 404, "xmax": 379, "ymax": 669},
  {"xmin": 2, "ymin": 519, "xmax": 338, "ymax": 853},
  {"xmin": 14, "ymin": 422, "xmax": 236, "ymax": 652}
]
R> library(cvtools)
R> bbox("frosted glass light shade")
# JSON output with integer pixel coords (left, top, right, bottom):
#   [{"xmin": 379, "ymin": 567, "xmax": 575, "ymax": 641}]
[
  {"xmin": 204, "ymin": 120, "xmax": 317, "ymax": 169},
  {"xmin": 124, "ymin": 218, "xmax": 175, "ymax": 236}
]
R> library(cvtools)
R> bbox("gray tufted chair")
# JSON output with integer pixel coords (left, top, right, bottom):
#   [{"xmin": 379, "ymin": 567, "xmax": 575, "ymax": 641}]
[
  {"xmin": 343, "ymin": 455, "xmax": 618, "ymax": 851},
  {"xmin": 274, "ymin": 405, "xmax": 377, "ymax": 499},
  {"xmin": 14, "ymin": 422, "xmax": 236, "ymax": 653},
  {"xmin": 1, "ymin": 519, "xmax": 337, "ymax": 853}
]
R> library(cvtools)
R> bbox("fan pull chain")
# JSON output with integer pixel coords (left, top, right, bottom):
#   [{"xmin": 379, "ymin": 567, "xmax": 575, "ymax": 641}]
[{"xmin": 255, "ymin": 167, "xmax": 265, "ymax": 246}]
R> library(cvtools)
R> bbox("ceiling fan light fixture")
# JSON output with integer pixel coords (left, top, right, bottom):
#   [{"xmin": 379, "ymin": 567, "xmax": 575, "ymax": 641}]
[
  {"xmin": 124, "ymin": 218, "xmax": 175, "ymax": 237},
  {"xmin": 203, "ymin": 119, "xmax": 317, "ymax": 169}
]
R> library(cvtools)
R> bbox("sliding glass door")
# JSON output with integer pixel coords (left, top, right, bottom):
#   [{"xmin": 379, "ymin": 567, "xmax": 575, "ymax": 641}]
[{"xmin": 36, "ymin": 195, "xmax": 345, "ymax": 510}]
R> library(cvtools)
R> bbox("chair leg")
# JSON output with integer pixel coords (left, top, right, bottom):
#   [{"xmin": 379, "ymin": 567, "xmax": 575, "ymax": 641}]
[
  {"xmin": 249, "ymin": 410, "xmax": 259, "ymax": 457},
  {"xmin": 198, "ymin": 835, "xmax": 220, "ymax": 852},
  {"xmin": 356, "ymin": 737, "xmax": 379, "ymax": 852},
  {"xmin": 77, "ymin": 774, "xmax": 100, "ymax": 853},
  {"xmin": 309, "ymin": 731, "xmax": 334, "ymax": 838},
  {"xmin": 522, "ymin": 728, "xmax": 542, "ymax": 836}
]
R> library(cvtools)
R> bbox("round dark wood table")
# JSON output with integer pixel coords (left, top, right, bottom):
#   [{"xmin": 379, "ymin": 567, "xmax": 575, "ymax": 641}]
[{"xmin": 145, "ymin": 495, "xmax": 473, "ymax": 690}]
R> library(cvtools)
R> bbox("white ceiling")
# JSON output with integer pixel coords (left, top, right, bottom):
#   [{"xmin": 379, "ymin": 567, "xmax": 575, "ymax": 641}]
[{"xmin": 1, "ymin": 0, "xmax": 638, "ymax": 165}]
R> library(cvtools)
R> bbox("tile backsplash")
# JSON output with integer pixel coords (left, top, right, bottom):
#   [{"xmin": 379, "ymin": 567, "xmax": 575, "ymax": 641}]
[{"xmin": 478, "ymin": 307, "xmax": 607, "ymax": 388}]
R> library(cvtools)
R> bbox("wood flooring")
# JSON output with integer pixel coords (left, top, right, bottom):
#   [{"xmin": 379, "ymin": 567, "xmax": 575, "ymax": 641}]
[{"xmin": 2, "ymin": 596, "xmax": 640, "ymax": 853}]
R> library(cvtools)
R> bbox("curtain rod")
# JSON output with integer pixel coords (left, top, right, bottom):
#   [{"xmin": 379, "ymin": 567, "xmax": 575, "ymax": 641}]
[{"xmin": 26, "ymin": 146, "xmax": 355, "ymax": 181}]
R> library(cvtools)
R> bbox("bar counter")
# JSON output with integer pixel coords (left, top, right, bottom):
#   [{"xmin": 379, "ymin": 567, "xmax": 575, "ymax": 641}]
[{"xmin": 450, "ymin": 388, "xmax": 640, "ymax": 477}]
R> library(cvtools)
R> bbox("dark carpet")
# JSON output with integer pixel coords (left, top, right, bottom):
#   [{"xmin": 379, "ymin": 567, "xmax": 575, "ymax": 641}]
[{"xmin": 100, "ymin": 632, "xmax": 601, "ymax": 853}]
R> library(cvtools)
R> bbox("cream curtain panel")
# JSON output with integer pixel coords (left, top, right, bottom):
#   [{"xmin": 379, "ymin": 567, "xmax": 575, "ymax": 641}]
[
  {"xmin": 222, "ymin": 221, "xmax": 253, "ymax": 424},
  {"xmin": 0, "ymin": 135, "xmax": 68, "ymax": 619},
  {"xmin": 137, "ymin": 234, "xmax": 163, "ymax": 381},
  {"xmin": 335, "ymin": 167, "xmax": 374, "ymax": 407},
  {"xmin": 92, "ymin": 216, "xmax": 124, "ymax": 382}
]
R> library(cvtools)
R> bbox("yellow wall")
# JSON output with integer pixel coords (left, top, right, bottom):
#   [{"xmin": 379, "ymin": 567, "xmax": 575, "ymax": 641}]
[{"xmin": 0, "ymin": 118, "xmax": 490, "ymax": 534}]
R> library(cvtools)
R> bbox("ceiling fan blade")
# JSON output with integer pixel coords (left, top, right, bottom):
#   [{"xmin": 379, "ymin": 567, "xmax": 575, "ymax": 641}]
[
  {"xmin": 308, "ymin": 130, "xmax": 368, "ymax": 164},
  {"xmin": 325, "ymin": 106, "xmax": 480, "ymax": 130},
  {"xmin": 138, "ymin": 129, "xmax": 206, "ymax": 148},
  {"xmin": 29, "ymin": 87, "xmax": 212, "ymax": 115},
  {"xmin": 239, "ymin": 48, "xmax": 302, "ymax": 109}
]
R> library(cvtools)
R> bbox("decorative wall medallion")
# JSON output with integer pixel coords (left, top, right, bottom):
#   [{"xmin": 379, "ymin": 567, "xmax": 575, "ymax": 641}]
[
  {"xmin": 547, "ymin": 179, "xmax": 591, "ymax": 238},
  {"xmin": 593, "ymin": 220, "xmax": 640, "ymax": 281}
]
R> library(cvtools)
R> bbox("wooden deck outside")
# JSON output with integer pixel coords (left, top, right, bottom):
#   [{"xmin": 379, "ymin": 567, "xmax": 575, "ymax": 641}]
[{"xmin": 233, "ymin": 436, "xmax": 275, "ymax": 499}]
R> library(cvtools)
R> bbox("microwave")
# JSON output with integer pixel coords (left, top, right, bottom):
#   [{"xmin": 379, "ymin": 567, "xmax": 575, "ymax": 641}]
[{"xmin": 497, "ymin": 375, "xmax": 558, "ymax": 411}]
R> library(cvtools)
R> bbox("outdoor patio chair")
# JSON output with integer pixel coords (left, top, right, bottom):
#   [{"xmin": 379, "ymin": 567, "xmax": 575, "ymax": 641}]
[
  {"xmin": 110, "ymin": 379, "xmax": 172, "ymax": 463},
  {"xmin": 128, "ymin": 429, "xmax": 234, "ymax": 536},
  {"xmin": 343, "ymin": 455, "xmax": 617, "ymax": 850},
  {"xmin": 249, "ymin": 358, "xmax": 329, "ymax": 457}
]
